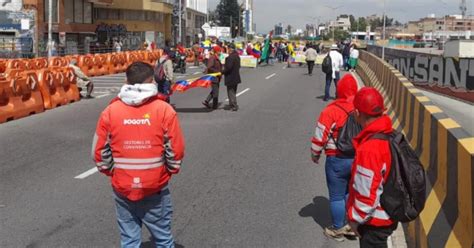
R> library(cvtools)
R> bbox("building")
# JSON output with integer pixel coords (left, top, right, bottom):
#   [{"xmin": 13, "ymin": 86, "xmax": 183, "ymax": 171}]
[
  {"xmin": 184, "ymin": 3, "xmax": 207, "ymax": 46},
  {"xmin": 274, "ymin": 23, "xmax": 283, "ymax": 36},
  {"xmin": 406, "ymin": 14, "xmax": 474, "ymax": 39},
  {"xmin": 1, "ymin": 0, "xmax": 36, "ymax": 57},
  {"xmin": 242, "ymin": 0, "xmax": 254, "ymax": 34},
  {"xmin": 93, "ymin": 0, "xmax": 173, "ymax": 50},
  {"xmin": 328, "ymin": 15, "xmax": 351, "ymax": 32}
]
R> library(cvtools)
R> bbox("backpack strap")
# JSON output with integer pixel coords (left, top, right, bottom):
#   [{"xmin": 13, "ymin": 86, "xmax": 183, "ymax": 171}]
[
  {"xmin": 369, "ymin": 133, "xmax": 390, "ymax": 141},
  {"xmin": 333, "ymin": 103, "xmax": 350, "ymax": 116}
]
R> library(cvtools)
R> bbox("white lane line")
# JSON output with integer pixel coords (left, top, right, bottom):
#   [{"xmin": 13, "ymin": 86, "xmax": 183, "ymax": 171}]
[
  {"xmin": 94, "ymin": 86, "xmax": 121, "ymax": 89},
  {"xmin": 74, "ymin": 167, "xmax": 98, "ymax": 179},
  {"xmin": 225, "ymin": 88, "xmax": 250, "ymax": 101},
  {"xmin": 265, "ymin": 73, "xmax": 276, "ymax": 80},
  {"xmin": 96, "ymin": 94, "xmax": 111, "ymax": 99},
  {"xmin": 193, "ymin": 71, "xmax": 201, "ymax": 75}
]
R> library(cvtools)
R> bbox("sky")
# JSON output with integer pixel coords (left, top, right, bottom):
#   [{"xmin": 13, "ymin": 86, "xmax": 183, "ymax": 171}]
[{"xmin": 208, "ymin": 0, "xmax": 472, "ymax": 33}]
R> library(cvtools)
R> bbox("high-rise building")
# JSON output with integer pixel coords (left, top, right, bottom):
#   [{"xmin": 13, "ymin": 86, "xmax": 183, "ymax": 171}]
[
  {"xmin": 243, "ymin": 0, "xmax": 254, "ymax": 34},
  {"xmin": 185, "ymin": 0, "xmax": 207, "ymax": 46},
  {"xmin": 274, "ymin": 23, "xmax": 283, "ymax": 36}
]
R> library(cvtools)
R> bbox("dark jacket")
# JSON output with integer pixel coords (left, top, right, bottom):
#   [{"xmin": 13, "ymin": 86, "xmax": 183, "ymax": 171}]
[{"xmin": 223, "ymin": 51, "xmax": 241, "ymax": 86}]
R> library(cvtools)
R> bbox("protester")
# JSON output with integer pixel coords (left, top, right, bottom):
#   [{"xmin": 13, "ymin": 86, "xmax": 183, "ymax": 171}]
[
  {"xmin": 304, "ymin": 44, "xmax": 318, "ymax": 76},
  {"xmin": 157, "ymin": 48, "xmax": 174, "ymax": 103},
  {"xmin": 192, "ymin": 42, "xmax": 201, "ymax": 66},
  {"xmin": 113, "ymin": 39, "xmax": 122, "ymax": 52},
  {"xmin": 92, "ymin": 61, "xmax": 185, "ymax": 247},
  {"xmin": 347, "ymin": 87, "xmax": 397, "ymax": 248},
  {"xmin": 311, "ymin": 74, "xmax": 359, "ymax": 241},
  {"xmin": 223, "ymin": 43, "xmax": 241, "ymax": 112},
  {"xmin": 287, "ymin": 42, "xmax": 295, "ymax": 68},
  {"xmin": 324, "ymin": 44, "xmax": 343, "ymax": 101},
  {"xmin": 349, "ymin": 44, "xmax": 359, "ymax": 72},
  {"xmin": 69, "ymin": 59, "xmax": 94, "ymax": 99},
  {"xmin": 202, "ymin": 46, "xmax": 223, "ymax": 110},
  {"xmin": 342, "ymin": 41, "xmax": 351, "ymax": 71}
]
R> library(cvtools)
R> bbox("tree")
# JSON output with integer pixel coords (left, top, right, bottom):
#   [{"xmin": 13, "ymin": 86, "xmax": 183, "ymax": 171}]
[
  {"xmin": 216, "ymin": 0, "xmax": 240, "ymax": 37},
  {"xmin": 322, "ymin": 29, "xmax": 350, "ymax": 41}
]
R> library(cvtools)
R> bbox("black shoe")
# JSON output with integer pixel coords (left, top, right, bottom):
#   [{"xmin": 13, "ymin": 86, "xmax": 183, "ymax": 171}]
[
  {"xmin": 323, "ymin": 98, "xmax": 329, "ymax": 102},
  {"xmin": 85, "ymin": 95, "xmax": 94, "ymax": 99},
  {"xmin": 202, "ymin": 101, "xmax": 211, "ymax": 109},
  {"xmin": 231, "ymin": 107, "xmax": 238, "ymax": 112}
]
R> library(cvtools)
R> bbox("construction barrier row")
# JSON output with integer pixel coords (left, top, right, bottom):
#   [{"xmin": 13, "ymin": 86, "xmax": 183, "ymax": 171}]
[
  {"xmin": 356, "ymin": 50, "xmax": 474, "ymax": 248},
  {"xmin": 0, "ymin": 50, "xmax": 163, "ymax": 123}
]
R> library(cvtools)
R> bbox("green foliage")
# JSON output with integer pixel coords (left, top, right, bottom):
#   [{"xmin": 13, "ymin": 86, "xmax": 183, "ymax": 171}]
[
  {"xmin": 323, "ymin": 29, "xmax": 350, "ymax": 41},
  {"xmin": 216, "ymin": 0, "xmax": 240, "ymax": 27}
]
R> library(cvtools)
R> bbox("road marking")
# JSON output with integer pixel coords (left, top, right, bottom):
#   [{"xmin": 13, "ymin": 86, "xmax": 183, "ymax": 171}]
[
  {"xmin": 265, "ymin": 73, "xmax": 276, "ymax": 80},
  {"xmin": 176, "ymin": 75, "xmax": 185, "ymax": 79},
  {"xmin": 188, "ymin": 66, "xmax": 199, "ymax": 69},
  {"xmin": 193, "ymin": 71, "xmax": 201, "ymax": 75},
  {"xmin": 225, "ymin": 88, "xmax": 250, "ymax": 101},
  {"xmin": 96, "ymin": 94, "xmax": 111, "ymax": 99},
  {"xmin": 93, "ymin": 86, "xmax": 121, "ymax": 89},
  {"xmin": 74, "ymin": 167, "xmax": 98, "ymax": 179},
  {"xmin": 283, "ymin": 65, "xmax": 287, "ymax": 69}
]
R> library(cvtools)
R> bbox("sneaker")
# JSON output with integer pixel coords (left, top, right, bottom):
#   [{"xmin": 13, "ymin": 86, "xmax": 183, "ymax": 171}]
[
  {"xmin": 342, "ymin": 224, "xmax": 357, "ymax": 240},
  {"xmin": 202, "ymin": 101, "xmax": 211, "ymax": 109},
  {"xmin": 324, "ymin": 226, "xmax": 345, "ymax": 242}
]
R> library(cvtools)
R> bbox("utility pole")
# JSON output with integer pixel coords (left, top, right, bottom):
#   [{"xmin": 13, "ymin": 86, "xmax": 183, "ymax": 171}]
[
  {"xmin": 382, "ymin": 0, "xmax": 387, "ymax": 60},
  {"xmin": 230, "ymin": 16, "xmax": 233, "ymax": 38},
  {"xmin": 178, "ymin": 0, "xmax": 182, "ymax": 44},
  {"xmin": 47, "ymin": 0, "xmax": 52, "ymax": 60}
]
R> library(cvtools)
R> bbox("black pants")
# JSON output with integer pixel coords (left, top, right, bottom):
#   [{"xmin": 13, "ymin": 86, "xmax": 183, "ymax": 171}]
[
  {"xmin": 307, "ymin": 60, "xmax": 315, "ymax": 75},
  {"xmin": 205, "ymin": 82, "xmax": 220, "ymax": 108},
  {"xmin": 226, "ymin": 85, "xmax": 238, "ymax": 108},
  {"xmin": 358, "ymin": 223, "xmax": 398, "ymax": 248}
]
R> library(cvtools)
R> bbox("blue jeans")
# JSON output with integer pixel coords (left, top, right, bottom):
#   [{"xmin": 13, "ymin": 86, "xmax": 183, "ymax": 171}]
[
  {"xmin": 343, "ymin": 55, "xmax": 349, "ymax": 70},
  {"xmin": 158, "ymin": 80, "xmax": 171, "ymax": 103},
  {"xmin": 325, "ymin": 71, "xmax": 340, "ymax": 100},
  {"xmin": 114, "ymin": 187, "xmax": 174, "ymax": 248},
  {"xmin": 325, "ymin": 156, "xmax": 353, "ymax": 229}
]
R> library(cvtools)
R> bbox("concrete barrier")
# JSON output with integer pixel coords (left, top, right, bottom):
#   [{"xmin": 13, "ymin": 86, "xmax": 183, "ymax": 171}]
[{"xmin": 356, "ymin": 50, "xmax": 474, "ymax": 248}]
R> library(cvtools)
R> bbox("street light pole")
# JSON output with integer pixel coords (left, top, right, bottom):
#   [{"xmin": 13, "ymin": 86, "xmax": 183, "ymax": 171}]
[
  {"xmin": 381, "ymin": 0, "xmax": 386, "ymax": 60},
  {"xmin": 178, "ymin": 0, "xmax": 182, "ymax": 44},
  {"xmin": 47, "ymin": 0, "xmax": 52, "ymax": 60}
]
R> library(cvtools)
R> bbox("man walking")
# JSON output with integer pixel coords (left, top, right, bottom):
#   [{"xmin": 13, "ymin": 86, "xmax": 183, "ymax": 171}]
[
  {"xmin": 157, "ymin": 48, "xmax": 174, "ymax": 103},
  {"xmin": 92, "ymin": 62, "xmax": 185, "ymax": 248},
  {"xmin": 304, "ymin": 44, "xmax": 317, "ymax": 76},
  {"xmin": 202, "ymin": 46, "xmax": 222, "ymax": 110},
  {"xmin": 324, "ymin": 44, "xmax": 343, "ymax": 101},
  {"xmin": 347, "ymin": 87, "xmax": 397, "ymax": 247},
  {"xmin": 223, "ymin": 43, "xmax": 241, "ymax": 112}
]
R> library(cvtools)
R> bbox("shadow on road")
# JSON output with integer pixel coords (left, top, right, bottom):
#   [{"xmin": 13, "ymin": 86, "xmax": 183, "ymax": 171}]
[
  {"xmin": 142, "ymin": 240, "xmax": 185, "ymax": 248},
  {"xmin": 174, "ymin": 107, "xmax": 213, "ymax": 113},
  {"xmin": 298, "ymin": 196, "xmax": 332, "ymax": 229}
]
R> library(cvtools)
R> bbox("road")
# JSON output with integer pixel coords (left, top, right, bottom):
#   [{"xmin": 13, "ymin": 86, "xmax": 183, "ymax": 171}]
[{"xmin": 1, "ymin": 63, "xmax": 355, "ymax": 248}]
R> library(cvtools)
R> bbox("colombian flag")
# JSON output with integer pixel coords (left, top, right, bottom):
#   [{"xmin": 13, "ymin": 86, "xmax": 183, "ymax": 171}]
[{"xmin": 172, "ymin": 73, "xmax": 221, "ymax": 92}]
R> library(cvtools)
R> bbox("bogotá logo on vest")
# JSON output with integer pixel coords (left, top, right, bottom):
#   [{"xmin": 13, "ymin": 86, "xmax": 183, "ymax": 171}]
[{"xmin": 123, "ymin": 113, "xmax": 151, "ymax": 126}]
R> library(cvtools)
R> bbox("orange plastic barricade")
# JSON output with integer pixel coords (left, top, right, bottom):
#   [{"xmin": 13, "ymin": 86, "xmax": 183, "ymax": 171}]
[
  {"xmin": 93, "ymin": 54, "xmax": 108, "ymax": 76},
  {"xmin": 0, "ymin": 60, "xmax": 7, "ymax": 73},
  {"xmin": 107, "ymin": 53, "xmax": 118, "ymax": 74},
  {"xmin": 32, "ymin": 58, "xmax": 48, "ymax": 70},
  {"xmin": 6, "ymin": 59, "xmax": 26, "ymax": 74},
  {"xmin": 0, "ymin": 73, "xmax": 45, "ymax": 123},
  {"xmin": 117, "ymin": 53, "xmax": 128, "ymax": 72},
  {"xmin": 37, "ymin": 69, "xmax": 69, "ymax": 109},
  {"xmin": 77, "ymin": 55, "xmax": 95, "ymax": 77},
  {"xmin": 50, "ymin": 57, "xmax": 68, "ymax": 68},
  {"xmin": 58, "ymin": 68, "xmax": 80, "ymax": 103}
]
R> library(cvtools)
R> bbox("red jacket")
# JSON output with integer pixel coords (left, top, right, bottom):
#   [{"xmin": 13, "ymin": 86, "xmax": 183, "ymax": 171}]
[
  {"xmin": 311, "ymin": 74, "xmax": 358, "ymax": 158},
  {"xmin": 346, "ymin": 115, "xmax": 395, "ymax": 227},
  {"xmin": 92, "ymin": 96, "xmax": 185, "ymax": 201}
]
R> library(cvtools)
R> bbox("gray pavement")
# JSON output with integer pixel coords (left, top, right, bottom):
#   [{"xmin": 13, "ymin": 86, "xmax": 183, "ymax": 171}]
[{"xmin": 1, "ymin": 63, "xmax": 356, "ymax": 247}]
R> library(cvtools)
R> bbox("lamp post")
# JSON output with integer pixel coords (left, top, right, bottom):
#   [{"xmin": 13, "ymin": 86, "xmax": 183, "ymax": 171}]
[
  {"xmin": 324, "ymin": 5, "xmax": 342, "ymax": 41},
  {"xmin": 47, "ymin": 0, "xmax": 52, "ymax": 61},
  {"xmin": 381, "ymin": 0, "xmax": 386, "ymax": 60}
]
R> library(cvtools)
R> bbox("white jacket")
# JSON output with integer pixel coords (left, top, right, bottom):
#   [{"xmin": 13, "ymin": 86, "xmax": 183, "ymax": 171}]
[{"xmin": 329, "ymin": 50, "xmax": 343, "ymax": 79}]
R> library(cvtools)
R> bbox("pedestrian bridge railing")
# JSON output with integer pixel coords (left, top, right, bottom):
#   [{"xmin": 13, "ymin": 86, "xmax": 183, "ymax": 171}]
[{"xmin": 356, "ymin": 50, "xmax": 474, "ymax": 248}]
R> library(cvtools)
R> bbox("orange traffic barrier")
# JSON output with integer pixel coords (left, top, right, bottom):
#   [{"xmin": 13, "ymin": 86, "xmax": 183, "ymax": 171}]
[
  {"xmin": 0, "ymin": 72, "xmax": 45, "ymax": 123},
  {"xmin": 50, "ymin": 57, "xmax": 68, "ymax": 68},
  {"xmin": 37, "ymin": 69, "xmax": 69, "ymax": 109},
  {"xmin": 0, "ymin": 59, "xmax": 7, "ymax": 73},
  {"xmin": 77, "ymin": 55, "xmax": 94, "ymax": 77},
  {"xmin": 31, "ymin": 58, "xmax": 49, "ymax": 70},
  {"xmin": 93, "ymin": 54, "xmax": 108, "ymax": 76},
  {"xmin": 56, "ymin": 67, "xmax": 80, "ymax": 103}
]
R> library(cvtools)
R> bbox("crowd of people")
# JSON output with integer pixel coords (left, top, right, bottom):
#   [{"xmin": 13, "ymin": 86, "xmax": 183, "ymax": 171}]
[{"xmin": 87, "ymin": 36, "xmax": 423, "ymax": 248}]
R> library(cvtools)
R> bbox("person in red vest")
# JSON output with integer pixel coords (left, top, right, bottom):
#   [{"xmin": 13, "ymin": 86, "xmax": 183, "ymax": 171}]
[
  {"xmin": 92, "ymin": 62, "xmax": 185, "ymax": 247},
  {"xmin": 347, "ymin": 87, "xmax": 397, "ymax": 247}
]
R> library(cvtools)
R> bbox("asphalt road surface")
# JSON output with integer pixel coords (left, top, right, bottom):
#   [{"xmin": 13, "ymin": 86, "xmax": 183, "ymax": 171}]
[{"xmin": 1, "ymin": 63, "xmax": 357, "ymax": 248}]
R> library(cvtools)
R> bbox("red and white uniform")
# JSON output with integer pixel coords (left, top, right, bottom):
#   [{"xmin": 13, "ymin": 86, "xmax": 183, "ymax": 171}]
[
  {"xmin": 311, "ymin": 74, "xmax": 358, "ymax": 159},
  {"xmin": 92, "ymin": 83, "xmax": 184, "ymax": 201},
  {"xmin": 346, "ymin": 115, "xmax": 395, "ymax": 226}
]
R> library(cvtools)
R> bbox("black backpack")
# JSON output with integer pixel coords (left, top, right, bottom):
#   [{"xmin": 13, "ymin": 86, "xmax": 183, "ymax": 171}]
[
  {"xmin": 370, "ymin": 131, "xmax": 427, "ymax": 223},
  {"xmin": 322, "ymin": 54, "xmax": 332, "ymax": 74},
  {"xmin": 333, "ymin": 105, "xmax": 362, "ymax": 157}
]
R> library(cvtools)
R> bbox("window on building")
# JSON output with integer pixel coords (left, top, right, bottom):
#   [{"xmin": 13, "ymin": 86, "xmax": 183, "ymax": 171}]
[
  {"xmin": 109, "ymin": 9, "xmax": 119, "ymax": 19},
  {"xmin": 64, "ymin": 0, "xmax": 74, "ymax": 24},
  {"xmin": 44, "ymin": 0, "xmax": 59, "ymax": 23},
  {"xmin": 84, "ymin": 2, "xmax": 92, "ymax": 24},
  {"xmin": 74, "ymin": 0, "xmax": 83, "ymax": 23}
]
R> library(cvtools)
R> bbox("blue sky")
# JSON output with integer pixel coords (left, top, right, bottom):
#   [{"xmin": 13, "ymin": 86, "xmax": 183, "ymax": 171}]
[{"xmin": 208, "ymin": 0, "xmax": 471, "ymax": 33}]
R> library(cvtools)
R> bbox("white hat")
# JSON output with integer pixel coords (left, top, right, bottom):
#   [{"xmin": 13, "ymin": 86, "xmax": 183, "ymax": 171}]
[{"xmin": 331, "ymin": 44, "xmax": 338, "ymax": 50}]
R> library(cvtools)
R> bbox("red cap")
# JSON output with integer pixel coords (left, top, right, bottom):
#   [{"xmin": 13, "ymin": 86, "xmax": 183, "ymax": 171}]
[
  {"xmin": 213, "ymin": 46, "xmax": 222, "ymax": 53},
  {"xmin": 354, "ymin": 87, "xmax": 386, "ymax": 116}
]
